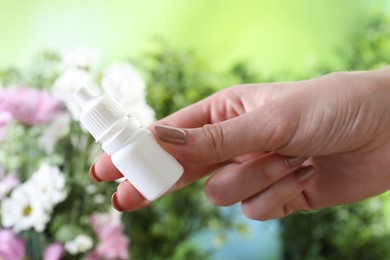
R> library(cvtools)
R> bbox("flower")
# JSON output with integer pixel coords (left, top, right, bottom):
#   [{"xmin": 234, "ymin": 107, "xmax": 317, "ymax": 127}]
[
  {"xmin": 29, "ymin": 163, "xmax": 67, "ymax": 211},
  {"xmin": 43, "ymin": 243, "xmax": 64, "ymax": 260},
  {"xmin": 88, "ymin": 212, "xmax": 130, "ymax": 260},
  {"xmin": 52, "ymin": 68, "xmax": 99, "ymax": 119},
  {"xmin": 0, "ymin": 229, "xmax": 25, "ymax": 260},
  {"xmin": 64, "ymin": 234, "xmax": 93, "ymax": 255},
  {"xmin": 0, "ymin": 166, "xmax": 20, "ymax": 200},
  {"xmin": 127, "ymin": 99, "xmax": 156, "ymax": 126},
  {"xmin": 0, "ymin": 87, "xmax": 62, "ymax": 126},
  {"xmin": 101, "ymin": 63, "xmax": 155, "ymax": 126},
  {"xmin": 61, "ymin": 46, "xmax": 100, "ymax": 70},
  {"xmin": 0, "ymin": 165, "xmax": 65, "ymax": 234},
  {"xmin": 1, "ymin": 181, "xmax": 50, "ymax": 233},
  {"xmin": 102, "ymin": 63, "xmax": 145, "ymax": 103},
  {"xmin": 0, "ymin": 49, "xmax": 156, "ymax": 259},
  {"xmin": 39, "ymin": 112, "xmax": 71, "ymax": 153}
]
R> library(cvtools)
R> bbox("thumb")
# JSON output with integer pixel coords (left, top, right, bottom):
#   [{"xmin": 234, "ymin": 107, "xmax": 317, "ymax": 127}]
[{"xmin": 154, "ymin": 104, "xmax": 299, "ymax": 164}]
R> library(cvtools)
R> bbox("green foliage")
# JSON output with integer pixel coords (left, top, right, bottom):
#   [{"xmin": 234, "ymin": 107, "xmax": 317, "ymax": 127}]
[
  {"xmin": 338, "ymin": 9, "xmax": 390, "ymax": 71},
  {"xmin": 137, "ymin": 40, "xmax": 220, "ymax": 119},
  {"xmin": 20, "ymin": 230, "xmax": 45, "ymax": 260},
  {"xmin": 282, "ymin": 199, "xmax": 390, "ymax": 260},
  {"xmin": 281, "ymin": 11, "xmax": 390, "ymax": 260},
  {"xmin": 0, "ymin": 68, "xmax": 23, "ymax": 86}
]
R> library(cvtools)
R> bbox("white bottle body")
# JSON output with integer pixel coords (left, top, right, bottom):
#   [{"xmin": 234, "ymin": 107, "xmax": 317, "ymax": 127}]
[
  {"xmin": 108, "ymin": 129, "xmax": 183, "ymax": 201},
  {"xmin": 72, "ymin": 86, "xmax": 183, "ymax": 201}
]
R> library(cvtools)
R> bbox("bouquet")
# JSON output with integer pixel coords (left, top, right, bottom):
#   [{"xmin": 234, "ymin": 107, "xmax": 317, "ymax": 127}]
[{"xmin": 0, "ymin": 47, "xmax": 155, "ymax": 260}]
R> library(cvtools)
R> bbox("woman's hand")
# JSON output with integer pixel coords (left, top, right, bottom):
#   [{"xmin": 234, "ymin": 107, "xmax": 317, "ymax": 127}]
[{"xmin": 91, "ymin": 67, "xmax": 390, "ymax": 220}]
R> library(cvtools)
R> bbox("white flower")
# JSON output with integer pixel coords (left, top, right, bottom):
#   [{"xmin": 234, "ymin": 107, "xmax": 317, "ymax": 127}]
[
  {"xmin": 39, "ymin": 112, "xmax": 71, "ymax": 153},
  {"xmin": 102, "ymin": 63, "xmax": 155, "ymax": 126},
  {"xmin": 61, "ymin": 46, "xmax": 100, "ymax": 70},
  {"xmin": 86, "ymin": 184, "xmax": 97, "ymax": 194},
  {"xmin": 102, "ymin": 63, "xmax": 146, "ymax": 105},
  {"xmin": 64, "ymin": 234, "xmax": 93, "ymax": 255},
  {"xmin": 127, "ymin": 100, "xmax": 156, "ymax": 126},
  {"xmin": 29, "ymin": 163, "xmax": 67, "ymax": 212},
  {"xmin": 52, "ymin": 68, "xmax": 99, "ymax": 119},
  {"xmin": 93, "ymin": 194, "xmax": 106, "ymax": 204},
  {"xmin": 1, "ymin": 181, "xmax": 50, "ymax": 233}
]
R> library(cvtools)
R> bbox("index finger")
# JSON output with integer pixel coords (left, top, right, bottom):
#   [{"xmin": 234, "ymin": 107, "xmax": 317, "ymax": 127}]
[{"xmin": 150, "ymin": 95, "xmax": 213, "ymax": 129}]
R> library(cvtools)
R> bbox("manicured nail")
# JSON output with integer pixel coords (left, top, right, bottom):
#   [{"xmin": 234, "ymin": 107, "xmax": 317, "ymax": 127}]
[
  {"xmin": 89, "ymin": 165, "xmax": 102, "ymax": 182},
  {"xmin": 155, "ymin": 125, "xmax": 187, "ymax": 144},
  {"xmin": 295, "ymin": 166, "xmax": 316, "ymax": 183},
  {"xmin": 111, "ymin": 192, "xmax": 124, "ymax": 212},
  {"xmin": 284, "ymin": 156, "xmax": 308, "ymax": 167}
]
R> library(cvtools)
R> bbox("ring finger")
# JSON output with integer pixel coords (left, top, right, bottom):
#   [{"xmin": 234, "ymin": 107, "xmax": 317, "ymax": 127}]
[{"xmin": 204, "ymin": 153, "xmax": 308, "ymax": 206}]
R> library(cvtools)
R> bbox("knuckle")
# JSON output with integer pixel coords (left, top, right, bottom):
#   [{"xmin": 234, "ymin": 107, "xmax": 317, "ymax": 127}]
[
  {"xmin": 257, "ymin": 163, "xmax": 275, "ymax": 184},
  {"xmin": 270, "ymin": 185, "xmax": 284, "ymax": 205},
  {"xmin": 204, "ymin": 190, "xmax": 231, "ymax": 207},
  {"xmin": 201, "ymin": 124, "xmax": 226, "ymax": 162},
  {"xmin": 204, "ymin": 179, "xmax": 232, "ymax": 206},
  {"xmin": 270, "ymin": 119, "xmax": 295, "ymax": 151},
  {"xmin": 249, "ymin": 155, "xmax": 285, "ymax": 188},
  {"xmin": 263, "ymin": 104, "xmax": 300, "ymax": 153},
  {"xmin": 241, "ymin": 201, "xmax": 270, "ymax": 221}
]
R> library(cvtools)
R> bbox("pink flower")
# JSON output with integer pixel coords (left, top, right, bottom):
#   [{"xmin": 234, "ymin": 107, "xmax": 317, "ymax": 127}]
[
  {"xmin": 43, "ymin": 243, "xmax": 64, "ymax": 260},
  {"xmin": 0, "ymin": 166, "xmax": 20, "ymax": 200},
  {"xmin": 88, "ymin": 213, "xmax": 130, "ymax": 260},
  {"xmin": 0, "ymin": 229, "xmax": 25, "ymax": 260},
  {"xmin": 0, "ymin": 87, "xmax": 62, "ymax": 126}
]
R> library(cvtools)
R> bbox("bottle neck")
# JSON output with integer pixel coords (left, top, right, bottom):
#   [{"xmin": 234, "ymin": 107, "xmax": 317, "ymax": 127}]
[{"xmin": 101, "ymin": 116, "xmax": 141, "ymax": 154}]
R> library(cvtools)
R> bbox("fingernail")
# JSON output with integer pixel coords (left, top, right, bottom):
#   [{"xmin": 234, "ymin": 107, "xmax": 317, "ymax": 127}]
[
  {"xmin": 295, "ymin": 166, "xmax": 316, "ymax": 183},
  {"xmin": 155, "ymin": 125, "xmax": 187, "ymax": 144},
  {"xmin": 89, "ymin": 165, "xmax": 102, "ymax": 182},
  {"xmin": 284, "ymin": 156, "xmax": 308, "ymax": 167},
  {"xmin": 111, "ymin": 192, "xmax": 124, "ymax": 212}
]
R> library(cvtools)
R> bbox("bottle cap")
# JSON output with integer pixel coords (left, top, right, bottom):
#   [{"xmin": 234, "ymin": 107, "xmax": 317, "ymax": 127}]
[{"xmin": 73, "ymin": 86, "xmax": 128, "ymax": 141}]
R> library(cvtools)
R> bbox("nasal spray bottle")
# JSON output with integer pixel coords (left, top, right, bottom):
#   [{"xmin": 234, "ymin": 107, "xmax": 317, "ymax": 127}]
[{"xmin": 73, "ymin": 87, "xmax": 184, "ymax": 201}]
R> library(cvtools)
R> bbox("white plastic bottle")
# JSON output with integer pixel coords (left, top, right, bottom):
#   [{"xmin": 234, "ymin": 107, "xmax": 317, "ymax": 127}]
[{"xmin": 73, "ymin": 86, "xmax": 183, "ymax": 201}]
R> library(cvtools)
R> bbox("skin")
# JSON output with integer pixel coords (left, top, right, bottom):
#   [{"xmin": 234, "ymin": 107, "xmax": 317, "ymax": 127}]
[{"xmin": 93, "ymin": 66, "xmax": 390, "ymax": 221}]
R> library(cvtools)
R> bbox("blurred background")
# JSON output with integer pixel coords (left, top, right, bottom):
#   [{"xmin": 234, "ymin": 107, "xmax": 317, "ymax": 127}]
[
  {"xmin": 1, "ymin": 1, "xmax": 390, "ymax": 259},
  {"xmin": 1, "ymin": 0, "xmax": 389, "ymax": 74}
]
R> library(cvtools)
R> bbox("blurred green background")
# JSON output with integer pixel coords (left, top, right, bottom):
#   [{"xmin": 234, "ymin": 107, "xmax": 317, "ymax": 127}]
[
  {"xmin": 2, "ymin": 1, "xmax": 390, "ymax": 259},
  {"xmin": 1, "ymin": 0, "xmax": 389, "ymax": 74}
]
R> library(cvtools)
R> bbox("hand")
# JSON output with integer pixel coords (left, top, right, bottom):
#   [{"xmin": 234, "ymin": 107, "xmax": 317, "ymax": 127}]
[{"xmin": 91, "ymin": 67, "xmax": 390, "ymax": 220}]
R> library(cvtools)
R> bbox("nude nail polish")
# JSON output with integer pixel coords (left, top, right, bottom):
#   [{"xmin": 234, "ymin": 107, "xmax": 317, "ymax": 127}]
[
  {"xmin": 155, "ymin": 125, "xmax": 187, "ymax": 144},
  {"xmin": 295, "ymin": 166, "xmax": 316, "ymax": 183},
  {"xmin": 285, "ymin": 156, "xmax": 308, "ymax": 167},
  {"xmin": 74, "ymin": 87, "xmax": 183, "ymax": 201}
]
